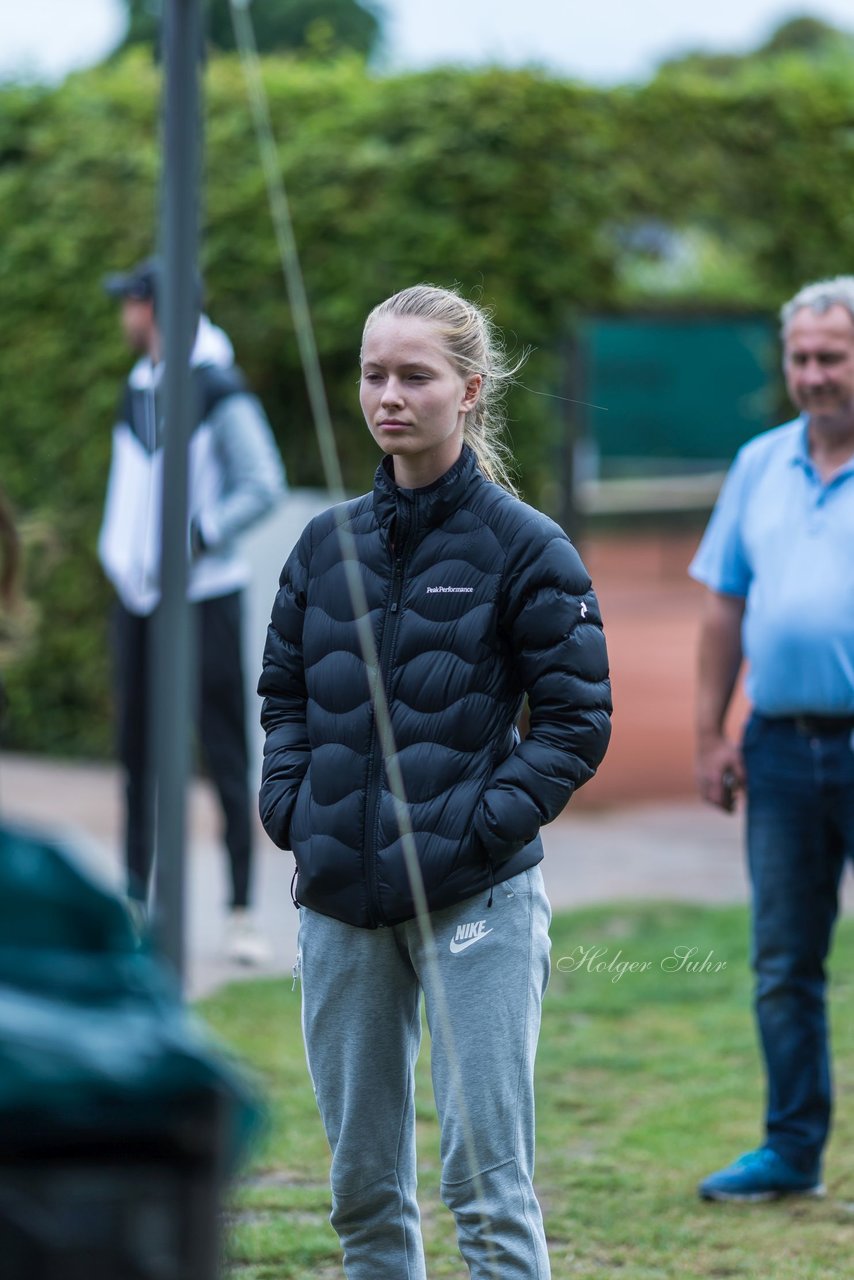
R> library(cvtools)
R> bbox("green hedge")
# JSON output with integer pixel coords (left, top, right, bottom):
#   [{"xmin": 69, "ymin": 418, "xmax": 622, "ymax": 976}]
[{"xmin": 2, "ymin": 52, "xmax": 854, "ymax": 755}]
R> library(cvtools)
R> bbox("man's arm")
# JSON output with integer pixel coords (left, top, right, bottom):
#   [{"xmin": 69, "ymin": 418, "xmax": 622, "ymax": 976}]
[
  {"xmin": 195, "ymin": 392, "xmax": 286, "ymax": 552},
  {"xmin": 696, "ymin": 589, "xmax": 746, "ymax": 811}
]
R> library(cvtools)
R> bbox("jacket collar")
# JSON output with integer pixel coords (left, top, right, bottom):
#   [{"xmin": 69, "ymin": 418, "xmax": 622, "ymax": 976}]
[
  {"xmin": 373, "ymin": 446, "xmax": 482, "ymax": 537},
  {"xmin": 127, "ymin": 314, "xmax": 234, "ymax": 390}
]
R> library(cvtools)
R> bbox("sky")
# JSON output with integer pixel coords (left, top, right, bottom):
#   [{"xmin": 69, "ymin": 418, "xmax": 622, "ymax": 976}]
[{"xmin": 3, "ymin": 0, "xmax": 854, "ymax": 85}]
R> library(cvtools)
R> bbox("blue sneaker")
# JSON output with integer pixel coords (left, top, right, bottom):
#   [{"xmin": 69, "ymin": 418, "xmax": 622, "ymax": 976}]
[{"xmin": 698, "ymin": 1147, "xmax": 825, "ymax": 1202}]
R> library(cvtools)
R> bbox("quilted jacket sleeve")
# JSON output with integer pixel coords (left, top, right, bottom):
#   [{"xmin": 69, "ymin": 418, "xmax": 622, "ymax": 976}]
[
  {"xmin": 257, "ymin": 525, "xmax": 312, "ymax": 850},
  {"xmin": 473, "ymin": 516, "xmax": 612, "ymax": 860}
]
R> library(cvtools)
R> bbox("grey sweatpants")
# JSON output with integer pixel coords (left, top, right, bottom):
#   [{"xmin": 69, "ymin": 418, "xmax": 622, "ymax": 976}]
[{"xmin": 297, "ymin": 866, "xmax": 552, "ymax": 1279}]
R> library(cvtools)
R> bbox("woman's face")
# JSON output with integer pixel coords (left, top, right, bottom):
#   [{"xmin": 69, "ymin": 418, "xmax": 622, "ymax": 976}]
[{"xmin": 360, "ymin": 315, "xmax": 482, "ymax": 488}]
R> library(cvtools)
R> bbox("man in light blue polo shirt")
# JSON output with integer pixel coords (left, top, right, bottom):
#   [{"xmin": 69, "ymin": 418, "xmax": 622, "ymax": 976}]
[{"xmin": 690, "ymin": 276, "xmax": 854, "ymax": 1202}]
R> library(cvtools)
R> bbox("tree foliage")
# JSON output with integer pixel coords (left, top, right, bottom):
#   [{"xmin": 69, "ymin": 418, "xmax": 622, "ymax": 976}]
[
  {"xmin": 3, "ymin": 53, "xmax": 854, "ymax": 753},
  {"xmin": 115, "ymin": 0, "xmax": 383, "ymax": 60},
  {"xmin": 761, "ymin": 15, "xmax": 854, "ymax": 57},
  {"xmin": 656, "ymin": 12, "xmax": 854, "ymax": 80}
]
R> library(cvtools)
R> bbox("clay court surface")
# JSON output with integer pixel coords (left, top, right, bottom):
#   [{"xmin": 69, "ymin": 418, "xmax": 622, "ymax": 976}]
[{"xmin": 571, "ymin": 529, "xmax": 748, "ymax": 810}]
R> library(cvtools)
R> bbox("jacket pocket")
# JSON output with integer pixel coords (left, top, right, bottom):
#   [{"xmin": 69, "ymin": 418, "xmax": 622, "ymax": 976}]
[{"xmin": 472, "ymin": 804, "xmax": 529, "ymax": 868}]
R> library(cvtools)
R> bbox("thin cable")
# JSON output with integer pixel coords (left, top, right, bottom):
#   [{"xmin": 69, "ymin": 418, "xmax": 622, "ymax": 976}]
[
  {"xmin": 228, "ymin": 1, "xmax": 500, "ymax": 1268},
  {"xmin": 228, "ymin": 4, "xmax": 344, "ymax": 500},
  {"xmin": 516, "ymin": 381, "xmax": 609, "ymax": 411}
]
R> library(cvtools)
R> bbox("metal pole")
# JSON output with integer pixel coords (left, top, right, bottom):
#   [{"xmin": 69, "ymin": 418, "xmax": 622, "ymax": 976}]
[{"xmin": 153, "ymin": 0, "xmax": 203, "ymax": 985}]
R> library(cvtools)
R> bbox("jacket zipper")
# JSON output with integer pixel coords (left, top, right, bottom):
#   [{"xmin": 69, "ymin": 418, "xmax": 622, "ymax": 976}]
[{"xmin": 363, "ymin": 508, "xmax": 413, "ymax": 926}]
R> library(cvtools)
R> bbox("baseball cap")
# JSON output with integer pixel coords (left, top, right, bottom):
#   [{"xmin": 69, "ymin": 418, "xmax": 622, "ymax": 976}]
[
  {"xmin": 103, "ymin": 257, "xmax": 159, "ymax": 303},
  {"xmin": 103, "ymin": 257, "xmax": 205, "ymax": 312}
]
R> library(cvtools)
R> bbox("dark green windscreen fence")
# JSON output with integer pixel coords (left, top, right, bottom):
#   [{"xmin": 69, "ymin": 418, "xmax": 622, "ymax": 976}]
[{"xmin": 579, "ymin": 315, "xmax": 779, "ymax": 478}]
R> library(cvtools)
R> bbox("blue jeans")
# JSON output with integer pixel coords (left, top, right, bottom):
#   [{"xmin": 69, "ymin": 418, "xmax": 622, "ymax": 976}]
[{"xmin": 744, "ymin": 713, "xmax": 854, "ymax": 1173}]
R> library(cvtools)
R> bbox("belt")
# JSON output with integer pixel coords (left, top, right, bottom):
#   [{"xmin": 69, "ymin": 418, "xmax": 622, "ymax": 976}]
[{"xmin": 778, "ymin": 714, "xmax": 854, "ymax": 736}]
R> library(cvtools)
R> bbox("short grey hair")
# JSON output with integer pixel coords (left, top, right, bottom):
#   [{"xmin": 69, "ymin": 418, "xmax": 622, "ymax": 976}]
[{"xmin": 780, "ymin": 276, "xmax": 854, "ymax": 335}]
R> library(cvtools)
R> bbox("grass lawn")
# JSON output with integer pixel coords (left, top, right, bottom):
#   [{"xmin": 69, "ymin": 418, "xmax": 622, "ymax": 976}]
[{"xmin": 201, "ymin": 903, "xmax": 854, "ymax": 1279}]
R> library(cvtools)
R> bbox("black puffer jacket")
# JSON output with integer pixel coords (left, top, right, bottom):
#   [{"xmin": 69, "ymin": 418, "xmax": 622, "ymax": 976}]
[{"xmin": 259, "ymin": 447, "xmax": 611, "ymax": 928}]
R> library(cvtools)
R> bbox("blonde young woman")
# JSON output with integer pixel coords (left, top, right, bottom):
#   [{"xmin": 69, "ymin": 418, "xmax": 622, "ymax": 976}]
[{"xmin": 259, "ymin": 285, "xmax": 611, "ymax": 1278}]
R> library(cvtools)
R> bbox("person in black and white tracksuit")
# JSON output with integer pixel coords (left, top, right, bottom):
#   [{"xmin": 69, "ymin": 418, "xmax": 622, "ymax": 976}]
[
  {"xmin": 100, "ymin": 258, "xmax": 286, "ymax": 963},
  {"xmin": 258, "ymin": 284, "xmax": 612, "ymax": 1277}
]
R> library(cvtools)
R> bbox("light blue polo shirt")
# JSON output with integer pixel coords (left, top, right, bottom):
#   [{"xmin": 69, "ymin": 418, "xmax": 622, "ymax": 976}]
[{"xmin": 689, "ymin": 416, "xmax": 854, "ymax": 715}]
